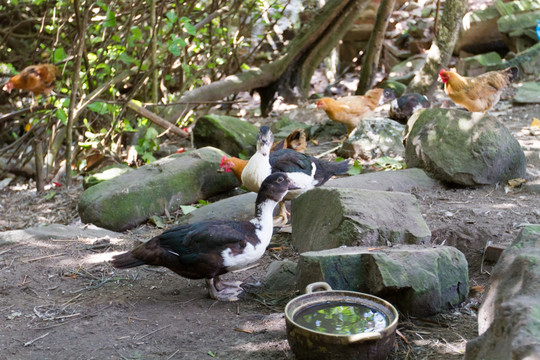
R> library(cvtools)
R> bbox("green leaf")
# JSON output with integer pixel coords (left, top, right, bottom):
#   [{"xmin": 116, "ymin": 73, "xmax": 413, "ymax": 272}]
[
  {"xmin": 56, "ymin": 108, "xmax": 67, "ymax": 124},
  {"xmin": 168, "ymin": 36, "xmax": 186, "ymax": 56},
  {"xmin": 148, "ymin": 215, "xmax": 165, "ymax": 228},
  {"xmin": 238, "ymin": 150, "xmax": 249, "ymax": 160},
  {"xmin": 145, "ymin": 127, "xmax": 159, "ymax": 140},
  {"xmin": 197, "ymin": 199, "xmax": 211, "ymax": 207},
  {"xmin": 165, "ymin": 10, "xmax": 178, "ymax": 23},
  {"xmin": 141, "ymin": 152, "xmax": 156, "ymax": 163},
  {"xmin": 207, "ymin": 351, "xmax": 216, "ymax": 358},
  {"xmin": 130, "ymin": 26, "xmax": 142, "ymax": 41},
  {"xmin": 104, "ymin": 9, "xmax": 116, "ymax": 27},
  {"xmin": 118, "ymin": 52, "xmax": 135, "ymax": 66},
  {"xmin": 347, "ymin": 160, "xmax": 363, "ymax": 176},
  {"xmin": 88, "ymin": 102, "xmax": 108, "ymax": 115},
  {"xmin": 375, "ymin": 156, "xmax": 406, "ymax": 171},
  {"xmin": 180, "ymin": 205, "xmax": 197, "ymax": 215},
  {"xmin": 53, "ymin": 47, "xmax": 68, "ymax": 63},
  {"xmin": 43, "ymin": 191, "xmax": 56, "ymax": 200},
  {"xmin": 181, "ymin": 17, "xmax": 197, "ymax": 36}
]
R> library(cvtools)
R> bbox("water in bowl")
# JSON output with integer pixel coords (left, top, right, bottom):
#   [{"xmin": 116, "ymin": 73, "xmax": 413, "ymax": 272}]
[{"xmin": 294, "ymin": 301, "xmax": 388, "ymax": 335}]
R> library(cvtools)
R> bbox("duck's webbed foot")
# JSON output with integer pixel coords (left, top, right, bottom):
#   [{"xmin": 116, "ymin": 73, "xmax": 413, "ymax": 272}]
[{"xmin": 206, "ymin": 277, "xmax": 243, "ymax": 302}]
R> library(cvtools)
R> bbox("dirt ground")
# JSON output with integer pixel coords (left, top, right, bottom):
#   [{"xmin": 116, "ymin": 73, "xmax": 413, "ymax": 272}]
[{"xmin": 0, "ymin": 92, "xmax": 539, "ymax": 360}]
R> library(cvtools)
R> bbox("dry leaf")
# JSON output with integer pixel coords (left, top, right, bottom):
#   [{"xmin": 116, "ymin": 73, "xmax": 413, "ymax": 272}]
[
  {"xmin": 507, "ymin": 178, "xmax": 526, "ymax": 188},
  {"xmin": 469, "ymin": 285, "xmax": 485, "ymax": 294},
  {"xmin": 530, "ymin": 118, "xmax": 540, "ymax": 129}
]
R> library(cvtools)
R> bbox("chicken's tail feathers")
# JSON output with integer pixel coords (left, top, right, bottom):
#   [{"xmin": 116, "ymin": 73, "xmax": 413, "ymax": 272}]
[
  {"xmin": 110, "ymin": 252, "xmax": 145, "ymax": 269},
  {"xmin": 506, "ymin": 67, "xmax": 519, "ymax": 82}
]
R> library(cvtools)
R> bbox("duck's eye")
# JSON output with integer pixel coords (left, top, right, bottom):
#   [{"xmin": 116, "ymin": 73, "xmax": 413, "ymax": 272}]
[{"xmin": 276, "ymin": 176, "xmax": 284, "ymax": 183}]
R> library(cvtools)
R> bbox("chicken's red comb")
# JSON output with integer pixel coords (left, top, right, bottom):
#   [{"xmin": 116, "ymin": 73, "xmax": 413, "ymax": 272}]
[
  {"xmin": 439, "ymin": 69, "xmax": 446, "ymax": 76},
  {"xmin": 220, "ymin": 155, "xmax": 227, "ymax": 168}
]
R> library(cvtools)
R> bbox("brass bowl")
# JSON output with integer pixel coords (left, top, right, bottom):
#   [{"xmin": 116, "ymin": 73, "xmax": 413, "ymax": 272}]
[{"xmin": 285, "ymin": 282, "xmax": 399, "ymax": 360}]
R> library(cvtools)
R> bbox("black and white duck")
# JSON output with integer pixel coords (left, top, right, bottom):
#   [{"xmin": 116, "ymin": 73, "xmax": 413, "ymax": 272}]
[
  {"xmin": 110, "ymin": 172, "xmax": 299, "ymax": 301},
  {"xmin": 241, "ymin": 126, "xmax": 350, "ymax": 225}
]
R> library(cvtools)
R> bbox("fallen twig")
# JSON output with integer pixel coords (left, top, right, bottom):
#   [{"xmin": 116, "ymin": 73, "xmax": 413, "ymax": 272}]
[
  {"xmin": 134, "ymin": 324, "xmax": 172, "ymax": 341},
  {"xmin": 31, "ymin": 305, "xmax": 112, "ymax": 330},
  {"xmin": 314, "ymin": 144, "xmax": 342, "ymax": 159},
  {"xmin": 24, "ymin": 332, "xmax": 50, "ymax": 347},
  {"xmin": 234, "ymin": 327, "xmax": 253, "ymax": 334},
  {"xmin": 396, "ymin": 329, "xmax": 410, "ymax": 344},
  {"xmin": 0, "ymin": 248, "xmax": 13, "ymax": 256},
  {"xmin": 61, "ymin": 293, "xmax": 82, "ymax": 307},
  {"xmin": 24, "ymin": 253, "xmax": 67, "ymax": 263},
  {"xmin": 166, "ymin": 349, "xmax": 180, "ymax": 360}
]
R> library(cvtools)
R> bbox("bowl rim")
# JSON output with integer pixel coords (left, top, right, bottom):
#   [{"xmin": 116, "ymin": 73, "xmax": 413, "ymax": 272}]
[{"xmin": 284, "ymin": 287, "xmax": 399, "ymax": 340}]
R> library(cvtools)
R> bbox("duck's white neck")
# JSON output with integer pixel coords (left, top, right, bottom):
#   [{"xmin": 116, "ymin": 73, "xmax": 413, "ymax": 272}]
[{"xmin": 250, "ymin": 199, "xmax": 278, "ymax": 246}]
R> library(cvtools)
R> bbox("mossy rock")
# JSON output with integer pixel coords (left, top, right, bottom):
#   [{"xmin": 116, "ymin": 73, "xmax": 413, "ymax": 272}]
[
  {"xmin": 78, "ymin": 147, "xmax": 239, "ymax": 231},
  {"xmin": 404, "ymin": 108, "xmax": 526, "ymax": 185},
  {"xmin": 192, "ymin": 115, "xmax": 258, "ymax": 157},
  {"xmin": 83, "ymin": 164, "xmax": 133, "ymax": 189}
]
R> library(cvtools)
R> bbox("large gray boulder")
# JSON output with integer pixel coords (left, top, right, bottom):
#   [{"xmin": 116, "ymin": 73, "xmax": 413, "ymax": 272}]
[
  {"xmin": 296, "ymin": 245, "xmax": 469, "ymax": 317},
  {"xmin": 465, "ymin": 225, "xmax": 540, "ymax": 360},
  {"xmin": 192, "ymin": 115, "xmax": 258, "ymax": 157},
  {"xmin": 78, "ymin": 147, "xmax": 239, "ymax": 231},
  {"xmin": 404, "ymin": 108, "xmax": 526, "ymax": 186},
  {"xmin": 291, "ymin": 187, "xmax": 431, "ymax": 252},
  {"xmin": 337, "ymin": 118, "xmax": 405, "ymax": 160}
]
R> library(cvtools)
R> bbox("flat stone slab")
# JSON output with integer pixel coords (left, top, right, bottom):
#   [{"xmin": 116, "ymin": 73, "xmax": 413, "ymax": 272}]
[
  {"xmin": 180, "ymin": 192, "xmax": 257, "ymax": 224},
  {"xmin": 296, "ymin": 245, "xmax": 469, "ymax": 317},
  {"xmin": 513, "ymin": 81, "xmax": 540, "ymax": 104},
  {"xmin": 0, "ymin": 224, "xmax": 122, "ymax": 246},
  {"xmin": 466, "ymin": 224, "xmax": 540, "ymax": 360},
  {"xmin": 291, "ymin": 187, "xmax": 431, "ymax": 252},
  {"xmin": 325, "ymin": 168, "xmax": 440, "ymax": 192}
]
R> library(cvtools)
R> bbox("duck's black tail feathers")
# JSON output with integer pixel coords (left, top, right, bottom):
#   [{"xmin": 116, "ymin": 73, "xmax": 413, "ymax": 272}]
[
  {"xmin": 111, "ymin": 252, "xmax": 145, "ymax": 269},
  {"xmin": 313, "ymin": 158, "xmax": 351, "ymax": 184}
]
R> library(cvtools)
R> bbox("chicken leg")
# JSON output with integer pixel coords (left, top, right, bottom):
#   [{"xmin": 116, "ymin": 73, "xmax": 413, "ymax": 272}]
[{"xmin": 273, "ymin": 201, "xmax": 290, "ymax": 227}]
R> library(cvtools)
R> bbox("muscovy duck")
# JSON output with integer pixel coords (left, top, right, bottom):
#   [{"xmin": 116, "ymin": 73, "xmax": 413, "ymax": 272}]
[
  {"xmin": 241, "ymin": 126, "xmax": 351, "ymax": 225},
  {"xmin": 389, "ymin": 93, "xmax": 431, "ymax": 124},
  {"xmin": 220, "ymin": 129, "xmax": 307, "ymax": 182},
  {"xmin": 110, "ymin": 172, "xmax": 299, "ymax": 301}
]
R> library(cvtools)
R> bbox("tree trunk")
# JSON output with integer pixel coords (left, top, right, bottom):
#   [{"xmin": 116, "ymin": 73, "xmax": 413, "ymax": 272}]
[
  {"xmin": 66, "ymin": 1, "xmax": 87, "ymax": 187},
  {"xmin": 165, "ymin": 0, "xmax": 370, "ymax": 122},
  {"xmin": 406, "ymin": 0, "xmax": 468, "ymax": 95},
  {"xmin": 34, "ymin": 137, "xmax": 44, "ymax": 192},
  {"xmin": 356, "ymin": 0, "xmax": 396, "ymax": 95}
]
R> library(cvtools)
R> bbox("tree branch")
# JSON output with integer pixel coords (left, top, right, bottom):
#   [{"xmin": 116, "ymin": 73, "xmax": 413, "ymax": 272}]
[{"xmin": 126, "ymin": 101, "xmax": 189, "ymax": 138}]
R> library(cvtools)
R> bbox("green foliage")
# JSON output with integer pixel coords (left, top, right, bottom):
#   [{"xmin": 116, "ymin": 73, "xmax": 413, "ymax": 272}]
[
  {"xmin": 375, "ymin": 156, "xmax": 407, "ymax": 171},
  {"xmin": 1, "ymin": 0, "xmax": 295, "ymax": 170}
]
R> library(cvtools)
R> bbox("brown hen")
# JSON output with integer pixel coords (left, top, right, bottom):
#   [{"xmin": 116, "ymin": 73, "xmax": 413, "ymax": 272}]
[{"xmin": 439, "ymin": 67, "xmax": 518, "ymax": 113}]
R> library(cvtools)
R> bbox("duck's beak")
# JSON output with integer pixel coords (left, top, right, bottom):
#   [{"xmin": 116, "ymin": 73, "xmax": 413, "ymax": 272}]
[{"xmin": 287, "ymin": 179, "xmax": 303, "ymax": 191}]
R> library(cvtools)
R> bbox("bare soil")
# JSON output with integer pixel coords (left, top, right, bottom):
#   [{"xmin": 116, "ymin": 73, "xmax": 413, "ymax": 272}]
[{"xmin": 0, "ymin": 96, "xmax": 539, "ymax": 360}]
